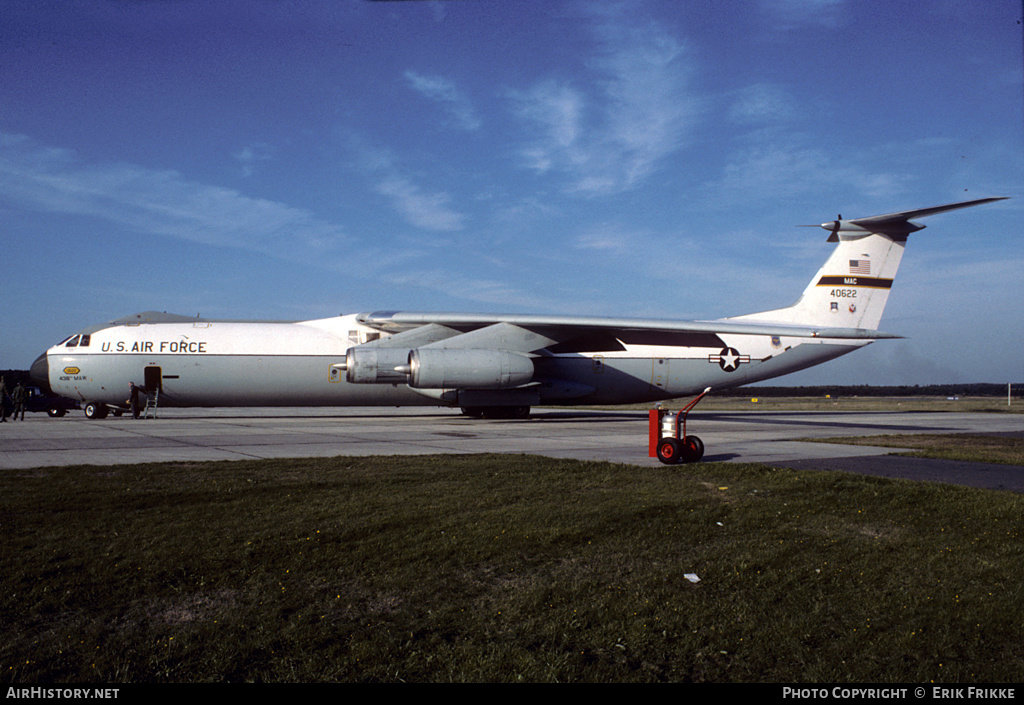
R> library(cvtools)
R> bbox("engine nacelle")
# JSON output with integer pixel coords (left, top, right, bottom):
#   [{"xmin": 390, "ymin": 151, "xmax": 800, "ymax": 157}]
[
  {"xmin": 406, "ymin": 348, "xmax": 534, "ymax": 389},
  {"xmin": 343, "ymin": 347, "xmax": 411, "ymax": 384}
]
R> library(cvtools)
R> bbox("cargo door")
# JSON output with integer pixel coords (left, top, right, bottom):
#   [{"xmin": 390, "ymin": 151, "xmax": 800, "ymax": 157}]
[{"xmin": 144, "ymin": 366, "xmax": 162, "ymax": 393}]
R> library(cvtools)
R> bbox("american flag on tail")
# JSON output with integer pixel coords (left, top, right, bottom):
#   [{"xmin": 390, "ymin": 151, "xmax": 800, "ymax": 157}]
[{"xmin": 849, "ymin": 259, "xmax": 870, "ymax": 275}]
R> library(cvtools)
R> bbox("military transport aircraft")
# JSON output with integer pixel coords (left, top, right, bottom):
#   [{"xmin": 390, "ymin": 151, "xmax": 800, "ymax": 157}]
[{"xmin": 31, "ymin": 197, "xmax": 1005, "ymax": 429}]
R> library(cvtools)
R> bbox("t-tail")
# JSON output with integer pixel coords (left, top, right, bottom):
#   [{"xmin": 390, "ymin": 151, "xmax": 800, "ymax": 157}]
[{"xmin": 729, "ymin": 197, "xmax": 1007, "ymax": 331}]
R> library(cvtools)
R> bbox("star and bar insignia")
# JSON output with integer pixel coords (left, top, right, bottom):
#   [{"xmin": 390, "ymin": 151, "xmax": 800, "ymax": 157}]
[{"xmin": 708, "ymin": 347, "xmax": 749, "ymax": 372}]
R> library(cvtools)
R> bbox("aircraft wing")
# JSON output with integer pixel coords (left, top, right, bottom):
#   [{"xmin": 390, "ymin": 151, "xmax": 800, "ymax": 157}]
[
  {"xmin": 353, "ymin": 199, "xmax": 1013, "ymax": 353},
  {"xmin": 355, "ymin": 311, "xmax": 899, "ymax": 354}
]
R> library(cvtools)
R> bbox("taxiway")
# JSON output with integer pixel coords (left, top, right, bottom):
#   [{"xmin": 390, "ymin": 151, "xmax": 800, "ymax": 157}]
[{"xmin": 1, "ymin": 407, "xmax": 1021, "ymax": 492}]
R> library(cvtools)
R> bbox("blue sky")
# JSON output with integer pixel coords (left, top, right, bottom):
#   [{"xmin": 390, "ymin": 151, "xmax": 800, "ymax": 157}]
[{"xmin": 1, "ymin": 0, "xmax": 1021, "ymax": 386}]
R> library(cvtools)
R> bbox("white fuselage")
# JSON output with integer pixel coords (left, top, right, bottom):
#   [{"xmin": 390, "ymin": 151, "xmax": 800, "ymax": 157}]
[
  {"xmin": 30, "ymin": 198, "xmax": 1004, "ymax": 418},
  {"xmin": 37, "ymin": 313, "xmax": 864, "ymax": 410}
]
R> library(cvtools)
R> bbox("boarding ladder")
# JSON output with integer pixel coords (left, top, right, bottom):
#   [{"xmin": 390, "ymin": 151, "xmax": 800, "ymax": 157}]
[{"xmin": 143, "ymin": 389, "xmax": 159, "ymax": 419}]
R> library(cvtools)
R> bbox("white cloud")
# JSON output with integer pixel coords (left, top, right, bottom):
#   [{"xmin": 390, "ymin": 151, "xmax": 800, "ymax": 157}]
[
  {"xmin": 233, "ymin": 142, "xmax": 274, "ymax": 177},
  {"xmin": 342, "ymin": 129, "xmax": 470, "ymax": 233},
  {"xmin": 375, "ymin": 176, "xmax": 467, "ymax": 232},
  {"xmin": 0, "ymin": 132, "xmax": 347, "ymax": 257},
  {"xmin": 728, "ymin": 84, "xmax": 797, "ymax": 126},
  {"xmin": 510, "ymin": 80, "xmax": 585, "ymax": 174},
  {"xmin": 404, "ymin": 70, "xmax": 481, "ymax": 132},
  {"xmin": 710, "ymin": 139, "xmax": 910, "ymax": 205},
  {"xmin": 510, "ymin": 5, "xmax": 696, "ymax": 195},
  {"xmin": 382, "ymin": 268, "xmax": 555, "ymax": 311},
  {"xmin": 762, "ymin": 0, "xmax": 847, "ymax": 30}
]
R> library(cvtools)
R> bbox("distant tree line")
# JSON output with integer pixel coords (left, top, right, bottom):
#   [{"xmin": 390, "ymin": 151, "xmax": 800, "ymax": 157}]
[
  {"xmin": 1, "ymin": 370, "xmax": 32, "ymax": 386},
  {"xmin": 1, "ymin": 368, "xmax": 1017, "ymax": 399},
  {"xmin": 725, "ymin": 383, "xmax": 1018, "ymax": 398}
]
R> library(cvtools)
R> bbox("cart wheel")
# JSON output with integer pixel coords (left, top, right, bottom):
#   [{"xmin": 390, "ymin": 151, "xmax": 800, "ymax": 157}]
[
  {"xmin": 682, "ymin": 435, "xmax": 704, "ymax": 463},
  {"xmin": 656, "ymin": 437, "xmax": 681, "ymax": 465}
]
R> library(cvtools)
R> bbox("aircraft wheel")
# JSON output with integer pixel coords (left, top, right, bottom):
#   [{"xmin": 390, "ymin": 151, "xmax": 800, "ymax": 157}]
[
  {"xmin": 84, "ymin": 402, "xmax": 108, "ymax": 420},
  {"xmin": 682, "ymin": 435, "xmax": 704, "ymax": 463},
  {"xmin": 656, "ymin": 437, "xmax": 681, "ymax": 465},
  {"xmin": 466, "ymin": 406, "xmax": 532, "ymax": 420},
  {"xmin": 479, "ymin": 406, "xmax": 520, "ymax": 419}
]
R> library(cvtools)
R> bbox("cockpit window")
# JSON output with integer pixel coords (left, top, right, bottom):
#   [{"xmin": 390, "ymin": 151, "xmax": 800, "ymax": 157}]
[
  {"xmin": 79, "ymin": 334, "xmax": 91, "ymax": 347},
  {"xmin": 66, "ymin": 335, "xmax": 81, "ymax": 347}
]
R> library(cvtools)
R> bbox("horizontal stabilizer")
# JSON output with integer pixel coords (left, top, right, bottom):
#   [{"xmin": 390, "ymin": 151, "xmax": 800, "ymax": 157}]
[{"xmin": 813, "ymin": 196, "xmax": 1007, "ymax": 241}]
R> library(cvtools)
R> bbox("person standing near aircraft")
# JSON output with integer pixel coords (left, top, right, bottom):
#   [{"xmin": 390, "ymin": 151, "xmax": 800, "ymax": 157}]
[
  {"xmin": 128, "ymin": 382, "xmax": 142, "ymax": 419},
  {"xmin": 0, "ymin": 377, "xmax": 8, "ymax": 422},
  {"xmin": 11, "ymin": 382, "xmax": 28, "ymax": 421}
]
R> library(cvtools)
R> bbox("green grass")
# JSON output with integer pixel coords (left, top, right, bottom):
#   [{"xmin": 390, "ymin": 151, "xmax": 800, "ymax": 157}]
[{"xmin": 3, "ymin": 454, "xmax": 1023, "ymax": 683}]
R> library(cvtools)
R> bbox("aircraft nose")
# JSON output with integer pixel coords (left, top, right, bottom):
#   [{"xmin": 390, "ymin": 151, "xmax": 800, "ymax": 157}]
[{"xmin": 30, "ymin": 352, "xmax": 53, "ymax": 395}]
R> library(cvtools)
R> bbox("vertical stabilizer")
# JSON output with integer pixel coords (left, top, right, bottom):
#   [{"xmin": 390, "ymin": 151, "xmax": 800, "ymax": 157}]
[{"xmin": 729, "ymin": 197, "xmax": 1006, "ymax": 330}]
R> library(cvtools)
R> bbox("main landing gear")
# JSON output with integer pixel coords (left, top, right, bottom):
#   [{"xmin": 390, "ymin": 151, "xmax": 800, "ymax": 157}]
[
  {"xmin": 460, "ymin": 405, "xmax": 531, "ymax": 420},
  {"xmin": 83, "ymin": 402, "xmax": 125, "ymax": 419},
  {"xmin": 650, "ymin": 387, "xmax": 711, "ymax": 465},
  {"xmin": 84, "ymin": 402, "xmax": 109, "ymax": 420}
]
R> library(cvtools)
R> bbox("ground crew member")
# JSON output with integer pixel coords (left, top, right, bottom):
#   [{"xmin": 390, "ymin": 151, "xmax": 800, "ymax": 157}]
[
  {"xmin": 129, "ymin": 382, "xmax": 142, "ymax": 419},
  {"xmin": 11, "ymin": 383, "xmax": 28, "ymax": 421},
  {"xmin": 0, "ymin": 377, "xmax": 8, "ymax": 422}
]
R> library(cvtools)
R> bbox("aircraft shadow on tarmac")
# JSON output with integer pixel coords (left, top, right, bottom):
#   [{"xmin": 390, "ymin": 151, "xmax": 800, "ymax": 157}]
[{"xmin": 520, "ymin": 410, "xmax": 645, "ymax": 422}]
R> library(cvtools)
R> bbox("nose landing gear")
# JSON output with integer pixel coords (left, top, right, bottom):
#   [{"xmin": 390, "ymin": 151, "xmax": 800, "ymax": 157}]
[
  {"xmin": 84, "ymin": 402, "xmax": 109, "ymax": 420},
  {"xmin": 650, "ymin": 387, "xmax": 710, "ymax": 465}
]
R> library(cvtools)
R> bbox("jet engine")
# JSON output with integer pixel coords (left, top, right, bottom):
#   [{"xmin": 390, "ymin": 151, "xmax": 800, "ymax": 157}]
[
  {"xmin": 342, "ymin": 347, "xmax": 411, "ymax": 384},
  {"xmin": 402, "ymin": 348, "xmax": 534, "ymax": 389}
]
